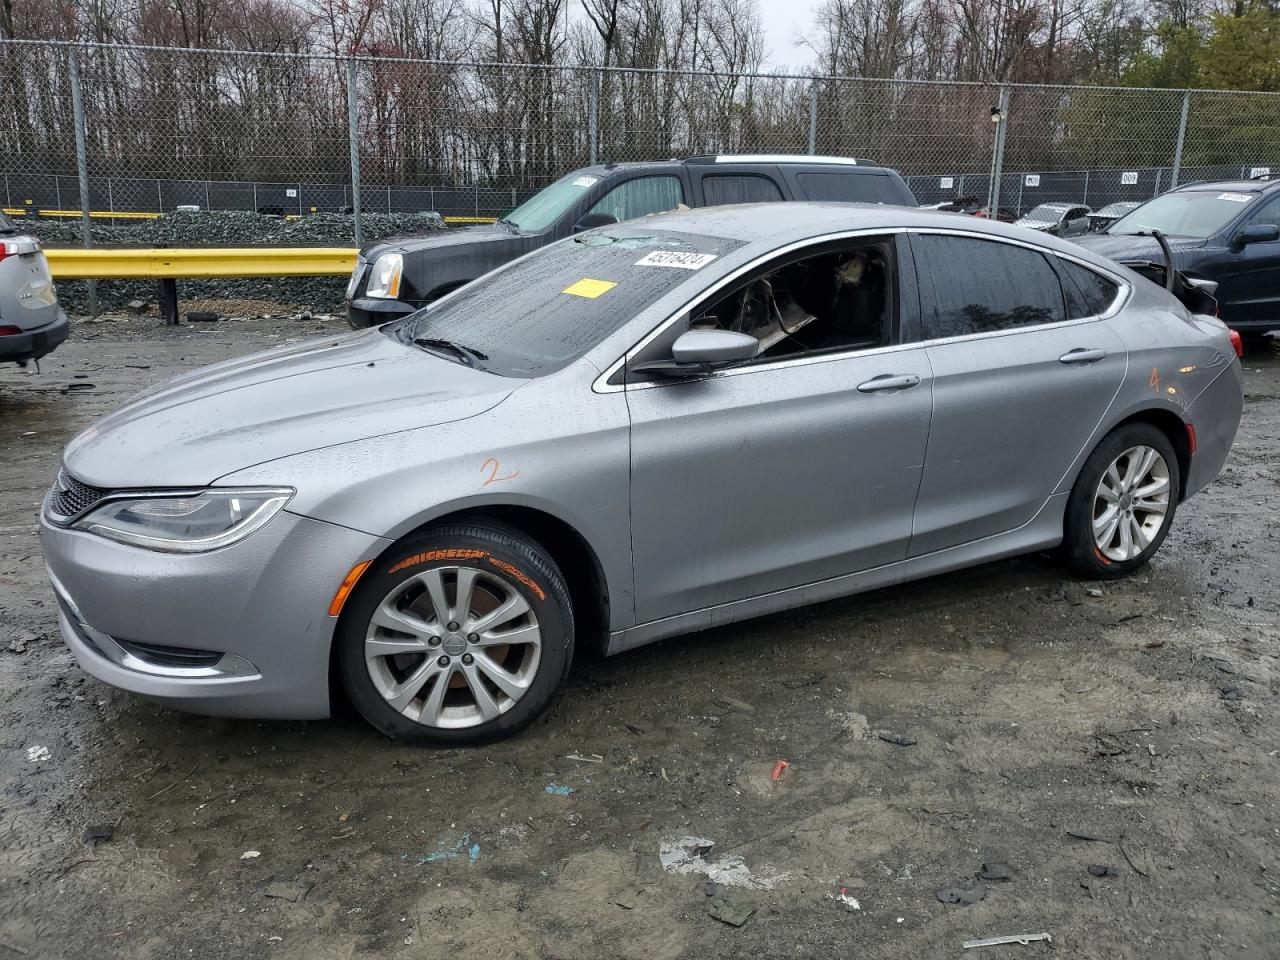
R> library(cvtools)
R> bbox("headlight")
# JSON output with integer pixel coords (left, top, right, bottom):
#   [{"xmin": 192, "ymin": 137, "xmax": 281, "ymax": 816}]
[
  {"xmin": 72, "ymin": 488, "xmax": 293, "ymax": 553},
  {"xmin": 364, "ymin": 252, "xmax": 403, "ymax": 299}
]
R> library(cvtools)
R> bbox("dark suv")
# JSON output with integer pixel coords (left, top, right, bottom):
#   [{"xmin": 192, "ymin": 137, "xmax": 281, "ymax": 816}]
[
  {"xmin": 345, "ymin": 155, "xmax": 915, "ymax": 328},
  {"xmin": 1075, "ymin": 178, "xmax": 1280, "ymax": 335}
]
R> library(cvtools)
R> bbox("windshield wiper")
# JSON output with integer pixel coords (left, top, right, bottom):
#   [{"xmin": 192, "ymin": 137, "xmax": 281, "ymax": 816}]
[
  {"xmin": 496, "ymin": 217, "xmax": 519, "ymax": 230},
  {"xmin": 412, "ymin": 337, "xmax": 489, "ymax": 368}
]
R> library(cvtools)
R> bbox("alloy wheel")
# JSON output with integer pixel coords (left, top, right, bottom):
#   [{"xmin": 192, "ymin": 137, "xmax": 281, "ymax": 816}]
[
  {"xmin": 1092, "ymin": 444, "xmax": 1171, "ymax": 562},
  {"xmin": 364, "ymin": 565, "xmax": 542, "ymax": 729}
]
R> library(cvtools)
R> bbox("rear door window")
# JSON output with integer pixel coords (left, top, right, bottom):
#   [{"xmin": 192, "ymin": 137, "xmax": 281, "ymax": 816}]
[
  {"xmin": 914, "ymin": 234, "xmax": 1067, "ymax": 339},
  {"xmin": 701, "ymin": 174, "xmax": 784, "ymax": 206},
  {"xmin": 588, "ymin": 176, "xmax": 684, "ymax": 223},
  {"xmin": 1057, "ymin": 258, "xmax": 1120, "ymax": 318},
  {"xmin": 796, "ymin": 172, "xmax": 894, "ymax": 204}
]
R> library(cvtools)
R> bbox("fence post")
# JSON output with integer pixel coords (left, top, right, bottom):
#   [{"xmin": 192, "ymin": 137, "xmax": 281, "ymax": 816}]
[
  {"xmin": 1171, "ymin": 91, "xmax": 1191, "ymax": 188},
  {"xmin": 808, "ymin": 82, "xmax": 818, "ymax": 155},
  {"xmin": 588, "ymin": 70, "xmax": 600, "ymax": 166},
  {"xmin": 68, "ymin": 50, "xmax": 97, "ymax": 317},
  {"xmin": 346, "ymin": 58, "xmax": 364, "ymax": 247},
  {"xmin": 987, "ymin": 86, "xmax": 1010, "ymax": 214}
]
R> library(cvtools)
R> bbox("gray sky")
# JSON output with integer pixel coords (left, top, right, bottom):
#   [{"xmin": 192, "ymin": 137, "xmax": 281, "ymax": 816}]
[{"xmin": 754, "ymin": 0, "xmax": 820, "ymax": 69}]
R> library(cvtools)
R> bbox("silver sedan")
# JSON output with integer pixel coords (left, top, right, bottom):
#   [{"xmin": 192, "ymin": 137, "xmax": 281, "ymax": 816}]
[{"xmin": 40, "ymin": 203, "xmax": 1243, "ymax": 744}]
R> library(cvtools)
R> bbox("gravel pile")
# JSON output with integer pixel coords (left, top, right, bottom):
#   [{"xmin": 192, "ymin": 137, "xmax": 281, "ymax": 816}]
[{"xmin": 29, "ymin": 210, "xmax": 448, "ymax": 313}]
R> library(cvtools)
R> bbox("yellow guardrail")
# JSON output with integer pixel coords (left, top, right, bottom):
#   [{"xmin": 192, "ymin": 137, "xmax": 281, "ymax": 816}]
[
  {"xmin": 4, "ymin": 207, "xmax": 495, "ymax": 225},
  {"xmin": 45, "ymin": 247, "xmax": 358, "ymax": 280}
]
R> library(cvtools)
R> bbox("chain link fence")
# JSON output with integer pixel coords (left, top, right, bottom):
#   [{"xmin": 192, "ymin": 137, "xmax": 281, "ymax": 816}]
[{"xmin": 7, "ymin": 38, "xmax": 1280, "ymax": 247}]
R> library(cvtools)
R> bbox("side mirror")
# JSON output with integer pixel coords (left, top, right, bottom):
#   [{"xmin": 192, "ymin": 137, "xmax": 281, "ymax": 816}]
[
  {"xmin": 629, "ymin": 329, "xmax": 759, "ymax": 377},
  {"xmin": 1235, "ymin": 223, "xmax": 1280, "ymax": 246},
  {"xmin": 572, "ymin": 212, "xmax": 617, "ymax": 233}
]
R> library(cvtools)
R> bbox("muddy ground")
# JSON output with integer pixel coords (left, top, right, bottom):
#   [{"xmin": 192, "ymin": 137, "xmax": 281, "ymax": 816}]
[{"xmin": 1, "ymin": 316, "xmax": 1277, "ymax": 960}]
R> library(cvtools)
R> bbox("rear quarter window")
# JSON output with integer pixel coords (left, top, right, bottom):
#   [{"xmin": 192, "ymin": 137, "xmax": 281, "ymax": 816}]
[
  {"xmin": 796, "ymin": 172, "xmax": 898, "ymax": 204},
  {"xmin": 1057, "ymin": 258, "xmax": 1120, "ymax": 318}
]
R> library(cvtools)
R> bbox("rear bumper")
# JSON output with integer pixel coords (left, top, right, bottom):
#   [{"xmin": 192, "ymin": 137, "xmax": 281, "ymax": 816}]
[
  {"xmin": 0, "ymin": 310, "xmax": 68, "ymax": 362},
  {"xmin": 1184, "ymin": 361, "xmax": 1244, "ymax": 499},
  {"xmin": 1226, "ymin": 318, "xmax": 1279, "ymax": 335},
  {"xmin": 346, "ymin": 296, "xmax": 418, "ymax": 330}
]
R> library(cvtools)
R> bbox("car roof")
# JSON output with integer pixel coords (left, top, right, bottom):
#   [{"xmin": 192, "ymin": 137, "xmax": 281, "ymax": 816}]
[
  {"xmin": 1173, "ymin": 179, "xmax": 1280, "ymax": 194},
  {"xmin": 631, "ymin": 201, "xmax": 1105, "ymax": 261},
  {"xmin": 574, "ymin": 154, "xmax": 893, "ymax": 176}
]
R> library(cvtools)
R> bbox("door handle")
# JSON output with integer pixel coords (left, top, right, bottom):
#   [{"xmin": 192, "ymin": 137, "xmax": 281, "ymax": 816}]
[
  {"xmin": 857, "ymin": 374, "xmax": 921, "ymax": 393},
  {"xmin": 1059, "ymin": 348, "xmax": 1107, "ymax": 364}
]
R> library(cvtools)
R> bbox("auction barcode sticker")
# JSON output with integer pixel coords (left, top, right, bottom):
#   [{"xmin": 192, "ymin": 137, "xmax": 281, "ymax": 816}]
[
  {"xmin": 635, "ymin": 251, "xmax": 717, "ymax": 269},
  {"xmin": 1219, "ymin": 192, "xmax": 1252, "ymax": 203}
]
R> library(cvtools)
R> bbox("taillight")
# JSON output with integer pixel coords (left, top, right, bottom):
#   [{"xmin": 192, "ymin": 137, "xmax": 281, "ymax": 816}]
[
  {"xmin": 1185, "ymin": 422, "xmax": 1197, "ymax": 456},
  {"xmin": 1228, "ymin": 328, "xmax": 1244, "ymax": 358},
  {"xmin": 0, "ymin": 238, "xmax": 38, "ymax": 263},
  {"xmin": 0, "ymin": 325, "xmax": 23, "ymax": 336}
]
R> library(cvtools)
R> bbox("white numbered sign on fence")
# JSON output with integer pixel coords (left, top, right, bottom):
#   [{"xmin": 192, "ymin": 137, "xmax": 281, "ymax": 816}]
[
  {"xmin": 286, "ymin": 188, "xmax": 298, "ymax": 198},
  {"xmin": 1251, "ymin": 167, "xmax": 1271, "ymax": 178},
  {"xmin": 1121, "ymin": 171, "xmax": 1138, "ymax": 185},
  {"xmin": 1024, "ymin": 174, "xmax": 1040, "ymax": 187},
  {"xmin": 939, "ymin": 176, "xmax": 954, "ymax": 189}
]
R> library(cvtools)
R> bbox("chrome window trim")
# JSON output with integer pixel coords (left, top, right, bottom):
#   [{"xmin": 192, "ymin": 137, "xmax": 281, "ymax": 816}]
[{"xmin": 591, "ymin": 224, "xmax": 1131, "ymax": 395}]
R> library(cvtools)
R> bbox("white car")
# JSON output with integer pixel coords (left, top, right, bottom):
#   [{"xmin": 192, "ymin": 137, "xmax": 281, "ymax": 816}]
[{"xmin": 0, "ymin": 213, "xmax": 67, "ymax": 366}]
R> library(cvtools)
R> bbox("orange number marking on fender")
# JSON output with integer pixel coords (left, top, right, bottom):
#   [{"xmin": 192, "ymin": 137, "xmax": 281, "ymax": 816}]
[{"xmin": 481, "ymin": 457, "xmax": 521, "ymax": 486}]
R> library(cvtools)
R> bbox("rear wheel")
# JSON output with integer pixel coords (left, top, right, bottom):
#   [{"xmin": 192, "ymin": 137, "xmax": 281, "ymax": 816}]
[
  {"xmin": 337, "ymin": 522, "xmax": 573, "ymax": 745},
  {"xmin": 1064, "ymin": 423, "xmax": 1180, "ymax": 580}
]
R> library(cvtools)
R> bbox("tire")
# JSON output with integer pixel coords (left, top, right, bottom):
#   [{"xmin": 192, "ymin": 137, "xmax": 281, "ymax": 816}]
[
  {"xmin": 1064, "ymin": 422, "xmax": 1180, "ymax": 580},
  {"xmin": 337, "ymin": 521, "xmax": 574, "ymax": 745}
]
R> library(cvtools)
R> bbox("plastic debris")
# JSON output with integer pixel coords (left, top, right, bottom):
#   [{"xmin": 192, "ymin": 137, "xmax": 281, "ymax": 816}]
[
  {"xmin": 264, "ymin": 881, "xmax": 313, "ymax": 902},
  {"xmin": 963, "ymin": 933, "xmax": 1052, "ymax": 949},
  {"xmin": 937, "ymin": 884, "xmax": 988, "ymax": 905},
  {"xmin": 770, "ymin": 760, "xmax": 790, "ymax": 782},
  {"xmin": 82, "ymin": 825, "xmax": 114, "ymax": 848},
  {"xmin": 421, "ymin": 832, "xmax": 481, "ymax": 865},
  {"xmin": 877, "ymin": 731, "xmax": 917, "ymax": 747},
  {"xmin": 828, "ymin": 885, "xmax": 861, "ymax": 911},
  {"xmin": 25, "ymin": 746, "xmax": 50, "ymax": 763},
  {"xmin": 978, "ymin": 861, "xmax": 1013, "ymax": 882},
  {"xmin": 565, "ymin": 754, "xmax": 603, "ymax": 763},
  {"xmin": 658, "ymin": 836, "xmax": 788, "ymax": 890},
  {"xmin": 240, "ymin": 850, "xmax": 261, "ymax": 860},
  {"xmin": 545, "ymin": 783, "xmax": 575, "ymax": 796}
]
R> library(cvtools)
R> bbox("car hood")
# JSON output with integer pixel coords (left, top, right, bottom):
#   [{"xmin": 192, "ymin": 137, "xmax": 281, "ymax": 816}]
[
  {"xmin": 1072, "ymin": 233, "xmax": 1208, "ymax": 263},
  {"xmin": 361, "ymin": 224, "xmax": 546, "ymax": 302},
  {"xmin": 63, "ymin": 330, "xmax": 517, "ymax": 488}
]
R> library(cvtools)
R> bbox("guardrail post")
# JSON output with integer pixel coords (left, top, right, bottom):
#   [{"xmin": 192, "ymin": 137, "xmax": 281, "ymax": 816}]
[
  {"xmin": 987, "ymin": 86, "xmax": 1010, "ymax": 215},
  {"xmin": 1170, "ymin": 90, "xmax": 1191, "ymax": 188},
  {"xmin": 68, "ymin": 50, "xmax": 98, "ymax": 317},
  {"xmin": 588, "ymin": 70, "xmax": 600, "ymax": 165},
  {"xmin": 158, "ymin": 277, "xmax": 179, "ymax": 326},
  {"xmin": 808, "ymin": 82, "xmax": 818, "ymax": 155},
  {"xmin": 346, "ymin": 58, "xmax": 363, "ymax": 246}
]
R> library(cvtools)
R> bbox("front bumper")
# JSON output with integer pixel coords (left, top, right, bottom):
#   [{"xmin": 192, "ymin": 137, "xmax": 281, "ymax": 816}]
[
  {"xmin": 346, "ymin": 296, "xmax": 419, "ymax": 330},
  {"xmin": 40, "ymin": 509, "xmax": 389, "ymax": 719},
  {"xmin": 0, "ymin": 310, "xmax": 69, "ymax": 362}
]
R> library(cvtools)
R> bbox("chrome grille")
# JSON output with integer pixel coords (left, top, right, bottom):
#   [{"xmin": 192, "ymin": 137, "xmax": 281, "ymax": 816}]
[{"xmin": 48, "ymin": 468, "xmax": 111, "ymax": 521}]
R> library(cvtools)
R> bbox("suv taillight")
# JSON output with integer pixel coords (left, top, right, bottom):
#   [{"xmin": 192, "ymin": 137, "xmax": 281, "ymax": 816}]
[
  {"xmin": 0, "ymin": 238, "xmax": 40, "ymax": 263},
  {"xmin": 0, "ymin": 325, "xmax": 23, "ymax": 336}
]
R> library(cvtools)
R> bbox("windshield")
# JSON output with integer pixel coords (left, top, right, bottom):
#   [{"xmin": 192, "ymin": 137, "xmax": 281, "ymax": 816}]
[
  {"xmin": 501, "ymin": 171, "xmax": 603, "ymax": 232},
  {"xmin": 1107, "ymin": 190, "xmax": 1255, "ymax": 238},
  {"xmin": 392, "ymin": 228, "xmax": 744, "ymax": 378},
  {"xmin": 1023, "ymin": 204, "xmax": 1068, "ymax": 221}
]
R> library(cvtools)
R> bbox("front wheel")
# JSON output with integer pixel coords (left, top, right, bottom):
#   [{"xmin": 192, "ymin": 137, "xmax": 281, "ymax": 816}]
[
  {"xmin": 336, "ymin": 522, "xmax": 574, "ymax": 745},
  {"xmin": 1064, "ymin": 423, "xmax": 1180, "ymax": 580}
]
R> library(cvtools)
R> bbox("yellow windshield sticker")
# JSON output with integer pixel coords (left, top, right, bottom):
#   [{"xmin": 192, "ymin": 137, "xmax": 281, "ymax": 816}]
[{"xmin": 562, "ymin": 278, "xmax": 617, "ymax": 299}]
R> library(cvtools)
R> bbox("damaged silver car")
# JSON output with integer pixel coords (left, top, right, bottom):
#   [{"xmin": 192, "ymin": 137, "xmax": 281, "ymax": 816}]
[{"xmin": 41, "ymin": 203, "xmax": 1243, "ymax": 744}]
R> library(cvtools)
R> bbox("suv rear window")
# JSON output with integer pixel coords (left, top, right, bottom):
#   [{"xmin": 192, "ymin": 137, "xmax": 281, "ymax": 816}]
[{"xmin": 797, "ymin": 172, "xmax": 895, "ymax": 204}]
